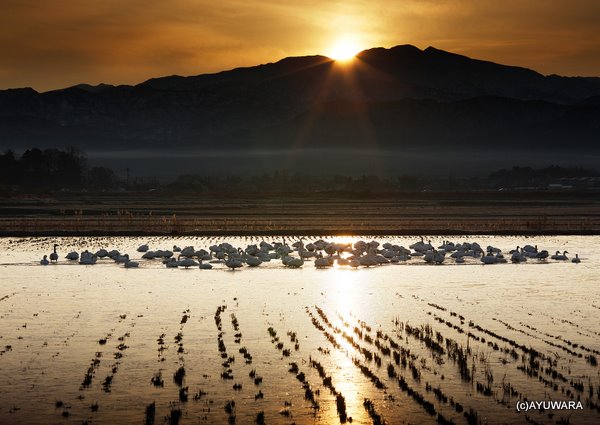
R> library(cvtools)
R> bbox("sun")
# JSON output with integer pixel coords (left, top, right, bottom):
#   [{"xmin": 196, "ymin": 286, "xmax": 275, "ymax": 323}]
[{"xmin": 328, "ymin": 39, "xmax": 361, "ymax": 61}]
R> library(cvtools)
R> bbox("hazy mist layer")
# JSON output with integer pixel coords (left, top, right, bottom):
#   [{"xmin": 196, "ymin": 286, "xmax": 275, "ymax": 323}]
[{"xmin": 85, "ymin": 149, "xmax": 600, "ymax": 179}]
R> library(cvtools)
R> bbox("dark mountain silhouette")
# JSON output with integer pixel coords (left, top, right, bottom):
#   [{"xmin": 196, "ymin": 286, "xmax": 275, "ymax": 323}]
[{"xmin": 0, "ymin": 44, "xmax": 599, "ymax": 175}]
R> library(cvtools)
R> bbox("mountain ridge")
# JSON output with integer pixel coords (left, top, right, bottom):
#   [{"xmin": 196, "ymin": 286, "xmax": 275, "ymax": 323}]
[
  {"xmin": 134, "ymin": 44, "xmax": 600, "ymax": 103},
  {"xmin": 0, "ymin": 44, "xmax": 599, "ymax": 171},
  {"xmin": 6, "ymin": 44, "xmax": 599, "ymax": 95}
]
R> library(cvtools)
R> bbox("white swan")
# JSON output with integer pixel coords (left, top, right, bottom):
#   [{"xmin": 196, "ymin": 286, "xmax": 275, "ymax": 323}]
[
  {"xmin": 495, "ymin": 253, "xmax": 507, "ymax": 263},
  {"xmin": 553, "ymin": 251, "xmax": 569, "ymax": 261},
  {"xmin": 423, "ymin": 250, "xmax": 445, "ymax": 264},
  {"xmin": 164, "ymin": 258, "xmax": 180, "ymax": 268},
  {"xmin": 314, "ymin": 257, "xmax": 330, "ymax": 268},
  {"xmin": 260, "ymin": 241, "xmax": 274, "ymax": 252},
  {"xmin": 79, "ymin": 251, "xmax": 98, "ymax": 265},
  {"xmin": 258, "ymin": 252, "xmax": 271, "ymax": 262},
  {"xmin": 382, "ymin": 249, "xmax": 395, "ymax": 259},
  {"xmin": 178, "ymin": 255, "xmax": 198, "ymax": 269},
  {"xmin": 245, "ymin": 244, "xmax": 260, "ymax": 256},
  {"xmin": 423, "ymin": 251, "xmax": 436, "ymax": 263},
  {"xmin": 450, "ymin": 250, "xmax": 466, "ymax": 259},
  {"xmin": 142, "ymin": 251, "xmax": 157, "ymax": 259},
  {"xmin": 523, "ymin": 249, "xmax": 539, "ymax": 258},
  {"xmin": 199, "ymin": 259, "xmax": 213, "ymax": 269},
  {"xmin": 481, "ymin": 251, "xmax": 497, "ymax": 265},
  {"xmin": 225, "ymin": 256, "xmax": 243, "ymax": 271},
  {"xmin": 411, "ymin": 238, "xmax": 433, "ymax": 253},
  {"xmin": 359, "ymin": 255, "xmax": 379, "ymax": 267},
  {"xmin": 180, "ymin": 246, "xmax": 195, "ymax": 258},
  {"xmin": 276, "ymin": 245, "xmax": 292, "ymax": 257},
  {"xmin": 375, "ymin": 254, "xmax": 390, "ymax": 264},
  {"xmin": 486, "ymin": 245, "xmax": 501, "ymax": 254},
  {"xmin": 245, "ymin": 256, "xmax": 262, "ymax": 267},
  {"xmin": 66, "ymin": 251, "xmax": 79, "ymax": 260},
  {"xmin": 286, "ymin": 257, "xmax": 304, "ymax": 268},
  {"xmin": 409, "ymin": 236, "xmax": 424, "ymax": 250},
  {"xmin": 433, "ymin": 251, "xmax": 446, "ymax": 264},
  {"xmin": 397, "ymin": 246, "xmax": 411, "ymax": 256},
  {"xmin": 50, "ymin": 244, "xmax": 59, "ymax": 263},
  {"xmin": 349, "ymin": 259, "xmax": 360, "ymax": 268},
  {"xmin": 471, "ymin": 243, "xmax": 484, "ymax": 256},
  {"xmin": 511, "ymin": 250, "xmax": 527, "ymax": 263},
  {"xmin": 353, "ymin": 240, "xmax": 367, "ymax": 255},
  {"xmin": 299, "ymin": 248, "xmax": 314, "ymax": 260},
  {"xmin": 314, "ymin": 240, "xmax": 328, "ymax": 251},
  {"xmin": 359, "ymin": 244, "xmax": 380, "ymax": 267},
  {"xmin": 114, "ymin": 254, "xmax": 130, "ymax": 264},
  {"xmin": 440, "ymin": 241, "xmax": 456, "ymax": 252}
]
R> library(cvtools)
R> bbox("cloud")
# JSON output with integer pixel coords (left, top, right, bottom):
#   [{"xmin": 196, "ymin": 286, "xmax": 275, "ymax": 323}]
[{"xmin": 0, "ymin": 0, "xmax": 599, "ymax": 91}]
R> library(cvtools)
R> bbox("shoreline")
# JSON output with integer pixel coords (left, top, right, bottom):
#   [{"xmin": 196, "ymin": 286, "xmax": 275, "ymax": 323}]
[
  {"xmin": 0, "ymin": 231, "xmax": 600, "ymax": 238},
  {"xmin": 2, "ymin": 193, "xmax": 598, "ymax": 236},
  {"xmin": 1, "ymin": 229, "xmax": 599, "ymax": 237}
]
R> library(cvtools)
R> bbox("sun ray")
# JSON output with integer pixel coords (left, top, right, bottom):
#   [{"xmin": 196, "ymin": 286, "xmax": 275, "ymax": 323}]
[{"xmin": 328, "ymin": 38, "xmax": 362, "ymax": 61}]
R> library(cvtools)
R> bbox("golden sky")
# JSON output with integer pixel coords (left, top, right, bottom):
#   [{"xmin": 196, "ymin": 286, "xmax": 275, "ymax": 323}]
[{"xmin": 1, "ymin": 0, "xmax": 599, "ymax": 91}]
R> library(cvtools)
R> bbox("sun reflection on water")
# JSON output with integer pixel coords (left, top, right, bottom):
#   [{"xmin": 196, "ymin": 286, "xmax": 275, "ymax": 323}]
[
  {"xmin": 331, "ymin": 267, "xmax": 368, "ymax": 317},
  {"xmin": 324, "ymin": 268, "xmax": 375, "ymax": 423}
]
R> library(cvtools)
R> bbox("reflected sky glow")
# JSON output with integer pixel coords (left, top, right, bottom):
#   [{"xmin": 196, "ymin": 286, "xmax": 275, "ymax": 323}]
[{"xmin": 1, "ymin": 235, "xmax": 599, "ymax": 424}]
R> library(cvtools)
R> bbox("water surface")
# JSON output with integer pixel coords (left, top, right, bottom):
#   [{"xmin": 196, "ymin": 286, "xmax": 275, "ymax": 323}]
[{"xmin": 0, "ymin": 236, "xmax": 598, "ymax": 424}]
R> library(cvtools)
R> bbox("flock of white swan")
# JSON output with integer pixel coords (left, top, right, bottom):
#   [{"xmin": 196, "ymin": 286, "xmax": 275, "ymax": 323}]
[{"xmin": 39, "ymin": 238, "xmax": 582, "ymax": 269}]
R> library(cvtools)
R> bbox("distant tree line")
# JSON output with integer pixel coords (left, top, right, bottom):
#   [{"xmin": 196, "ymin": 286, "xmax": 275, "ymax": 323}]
[
  {"xmin": 167, "ymin": 166, "xmax": 600, "ymax": 193},
  {"xmin": 0, "ymin": 148, "xmax": 117, "ymax": 190},
  {"xmin": 1, "ymin": 148, "xmax": 598, "ymax": 194},
  {"xmin": 487, "ymin": 166, "xmax": 599, "ymax": 188},
  {"xmin": 166, "ymin": 172, "xmax": 421, "ymax": 193}
]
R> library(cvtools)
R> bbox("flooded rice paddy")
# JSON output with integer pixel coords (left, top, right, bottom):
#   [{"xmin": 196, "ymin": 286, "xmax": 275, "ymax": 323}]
[{"xmin": 0, "ymin": 235, "xmax": 598, "ymax": 425}]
